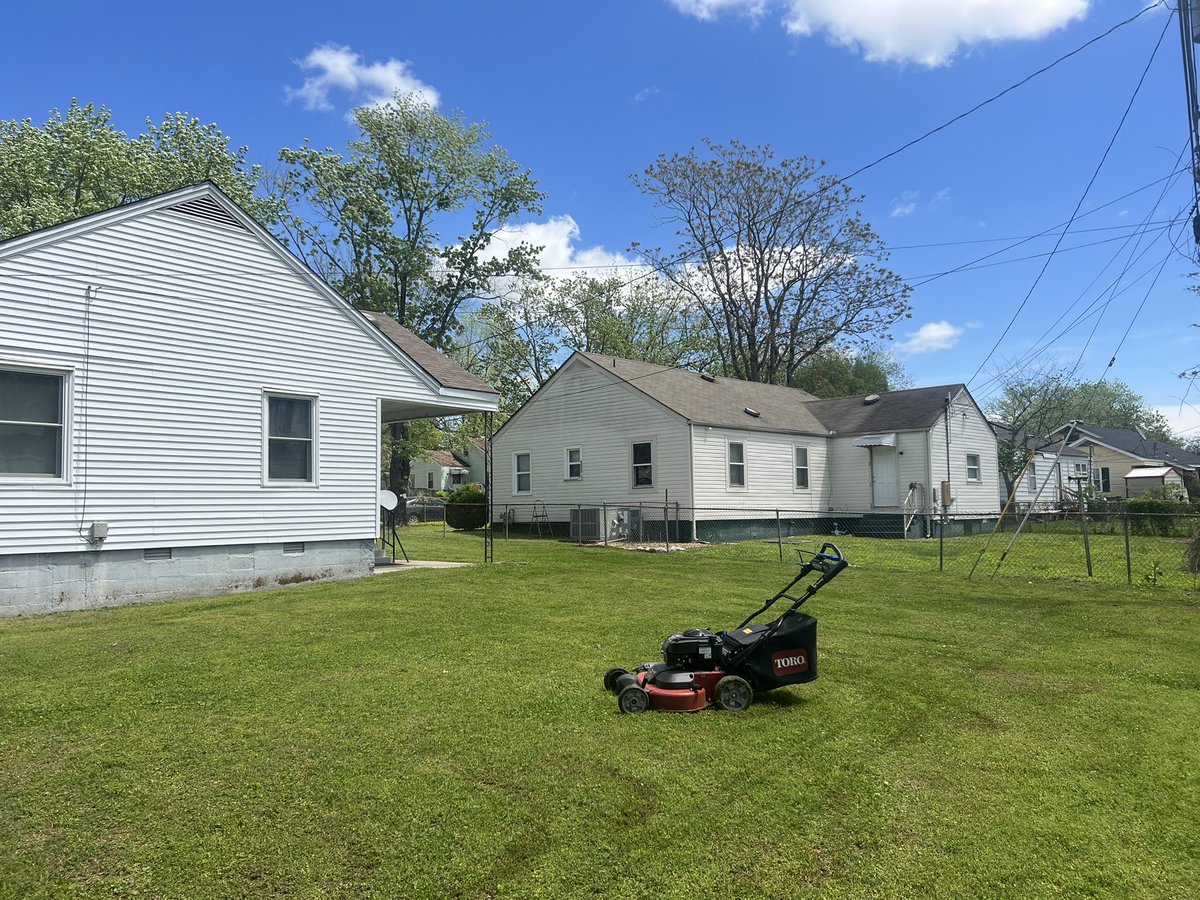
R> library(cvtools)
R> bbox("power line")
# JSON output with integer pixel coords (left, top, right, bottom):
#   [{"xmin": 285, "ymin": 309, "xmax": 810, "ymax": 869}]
[{"xmin": 965, "ymin": 9, "xmax": 1175, "ymax": 389}]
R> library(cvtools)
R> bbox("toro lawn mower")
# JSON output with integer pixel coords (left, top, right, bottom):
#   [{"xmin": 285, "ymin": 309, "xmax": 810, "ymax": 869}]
[{"xmin": 603, "ymin": 543, "xmax": 848, "ymax": 714}]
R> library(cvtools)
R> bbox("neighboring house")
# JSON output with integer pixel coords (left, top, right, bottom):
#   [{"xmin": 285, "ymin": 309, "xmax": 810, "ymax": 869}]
[
  {"xmin": 492, "ymin": 352, "xmax": 1000, "ymax": 540},
  {"xmin": 410, "ymin": 437, "xmax": 489, "ymax": 493},
  {"xmin": 1045, "ymin": 422, "xmax": 1200, "ymax": 499},
  {"xmin": 0, "ymin": 182, "xmax": 497, "ymax": 616},
  {"xmin": 991, "ymin": 424, "xmax": 1091, "ymax": 510}
]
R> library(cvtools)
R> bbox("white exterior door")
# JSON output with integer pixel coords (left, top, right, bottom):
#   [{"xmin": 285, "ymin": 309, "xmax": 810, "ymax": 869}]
[{"xmin": 871, "ymin": 446, "xmax": 899, "ymax": 507}]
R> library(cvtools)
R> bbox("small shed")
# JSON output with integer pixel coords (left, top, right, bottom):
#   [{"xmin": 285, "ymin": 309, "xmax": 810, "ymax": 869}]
[{"xmin": 1123, "ymin": 466, "xmax": 1186, "ymax": 498}]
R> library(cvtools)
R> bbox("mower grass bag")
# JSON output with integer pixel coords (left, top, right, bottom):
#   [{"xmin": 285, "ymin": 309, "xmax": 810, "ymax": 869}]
[{"xmin": 604, "ymin": 543, "xmax": 847, "ymax": 714}]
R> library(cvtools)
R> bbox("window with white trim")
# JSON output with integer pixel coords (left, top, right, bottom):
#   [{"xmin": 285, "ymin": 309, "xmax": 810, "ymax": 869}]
[
  {"xmin": 1092, "ymin": 466, "xmax": 1111, "ymax": 493},
  {"xmin": 0, "ymin": 368, "xmax": 65, "ymax": 477},
  {"xmin": 565, "ymin": 447, "xmax": 582, "ymax": 480},
  {"xmin": 727, "ymin": 441, "xmax": 745, "ymax": 488},
  {"xmin": 1027, "ymin": 471, "xmax": 1037, "ymax": 493},
  {"xmin": 794, "ymin": 446, "xmax": 810, "ymax": 489},
  {"xmin": 966, "ymin": 453, "xmax": 981, "ymax": 482},
  {"xmin": 266, "ymin": 394, "xmax": 315, "ymax": 483},
  {"xmin": 513, "ymin": 452, "xmax": 531, "ymax": 494},
  {"xmin": 632, "ymin": 441, "xmax": 653, "ymax": 487}
]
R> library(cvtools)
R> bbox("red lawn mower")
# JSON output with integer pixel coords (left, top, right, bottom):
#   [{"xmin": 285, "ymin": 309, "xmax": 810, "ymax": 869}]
[{"xmin": 603, "ymin": 543, "xmax": 847, "ymax": 714}]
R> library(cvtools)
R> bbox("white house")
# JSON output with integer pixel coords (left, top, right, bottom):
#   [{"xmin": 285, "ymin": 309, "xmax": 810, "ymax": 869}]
[
  {"xmin": 410, "ymin": 437, "xmax": 487, "ymax": 493},
  {"xmin": 991, "ymin": 425, "xmax": 1091, "ymax": 511},
  {"xmin": 0, "ymin": 183, "xmax": 497, "ymax": 616},
  {"xmin": 491, "ymin": 352, "xmax": 999, "ymax": 541}
]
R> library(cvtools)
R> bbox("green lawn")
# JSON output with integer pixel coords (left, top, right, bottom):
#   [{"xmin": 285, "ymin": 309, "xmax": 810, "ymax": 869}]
[{"xmin": 2, "ymin": 531, "xmax": 1198, "ymax": 898}]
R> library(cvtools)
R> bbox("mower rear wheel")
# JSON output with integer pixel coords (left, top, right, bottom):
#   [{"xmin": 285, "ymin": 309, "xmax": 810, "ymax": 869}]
[
  {"xmin": 617, "ymin": 685, "xmax": 650, "ymax": 715},
  {"xmin": 714, "ymin": 675, "xmax": 753, "ymax": 712},
  {"xmin": 604, "ymin": 667, "xmax": 629, "ymax": 693}
]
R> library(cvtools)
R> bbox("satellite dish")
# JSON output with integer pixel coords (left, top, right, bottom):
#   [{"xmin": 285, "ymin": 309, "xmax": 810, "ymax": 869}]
[{"xmin": 378, "ymin": 489, "xmax": 399, "ymax": 511}]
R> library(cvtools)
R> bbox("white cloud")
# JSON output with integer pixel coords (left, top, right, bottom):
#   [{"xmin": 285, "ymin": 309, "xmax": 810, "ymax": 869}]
[
  {"xmin": 890, "ymin": 191, "xmax": 918, "ymax": 218},
  {"xmin": 485, "ymin": 215, "xmax": 634, "ymax": 277},
  {"xmin": 667, "ymin": 0, "xmax": 767, "ymax": 22},
  {"xmin": 632, "ymin": 86, "xmax": 661, "ymax": 103},
  {"xmin": 933, "ymin": 187, "xmax": 952, "ymax": 205},
  {"xmin": 286, "ymin": 44, "xmax": 439, "ymax": 112},
  {"xmin": 667, "ymin": 0, "xmax": 1091, "ymax": 66},
  {"xmin": 898, "ymin": 320, "xmax": 964, "ymax": 354}
]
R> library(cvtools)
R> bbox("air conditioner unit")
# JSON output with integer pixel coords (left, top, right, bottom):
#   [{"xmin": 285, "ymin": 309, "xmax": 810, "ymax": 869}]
[
  {"xmin": 570, "ymin": 506, "xmax": 602, "ymax": 542},
  {"xmin": 607, "ymin": 507, "xmax": 642, "ymax": 542}
]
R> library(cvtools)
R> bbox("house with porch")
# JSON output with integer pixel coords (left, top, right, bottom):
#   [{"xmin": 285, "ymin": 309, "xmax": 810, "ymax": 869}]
[
  {"xmin": 411, "ymin": 437, "xmax": 488, "ymax": 493},
  {"xmin": 0, "ymin": 182, "xmax": 497, "ymax": 616},
  {"xmin": 491, "ymin": 352, "xmax": 999, "ymax": 540}
]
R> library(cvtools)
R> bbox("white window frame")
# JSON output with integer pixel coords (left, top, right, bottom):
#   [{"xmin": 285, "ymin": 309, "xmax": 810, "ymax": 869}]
[
  {"xmin": 966, "ymin": 453, "xmax": 981, "ymax": 482},
  {"xmin": 513, "ymin": 451, "xmax": 532, "ymax": 495},
  {"xmin": 262, "ymin": 391, "xmax": 319, "ymax": 487},
  {"xmin": 1027, "ymin": 470, "xmax": 1037, "ymax": 493},
  {"xmin": 727, "ymin": 440, "xmax": 747, "ymax": 490},
  {"xmin": 1092, "ymin": 466, "xmax": 1111, "ymax": 494},
  {"xmin": 0, "ymin": 361, "xmax": 73, "ymax": 485},
  {"xmin": 631, "ymin": 440, "xmax": 654, "ymax": 489},
  {"xmin": 793, "ymin": 445, "xmax": 810, "ymax": 491},
  {"xmin": 564, "ymin": 447, "xmax": 582, "ymax": 481}
]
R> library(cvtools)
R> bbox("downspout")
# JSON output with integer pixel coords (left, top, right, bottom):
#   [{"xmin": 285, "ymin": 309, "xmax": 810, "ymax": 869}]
[{"xmin": 688, "ymin": 423, "xmax": 697, "ymax": 541}]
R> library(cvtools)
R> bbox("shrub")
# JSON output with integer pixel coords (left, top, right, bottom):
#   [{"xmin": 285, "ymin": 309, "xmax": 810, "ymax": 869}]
[
  {"xmin": 1125, "ymin": 486, "xmax": 1188, "ymax": 537},
  {"xmin": 445, "ymin": 486, "xmax": 487, "ymax": 531}
]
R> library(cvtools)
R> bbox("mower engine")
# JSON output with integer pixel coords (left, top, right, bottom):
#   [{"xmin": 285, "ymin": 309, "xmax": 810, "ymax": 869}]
[{"xmin": 604, "ymin": 543, "xmax": 848, "ymax": 715}]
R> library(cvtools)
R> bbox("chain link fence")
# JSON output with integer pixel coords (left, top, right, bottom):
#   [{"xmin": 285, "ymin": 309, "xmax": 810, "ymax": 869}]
[{"xmin": 381, "ymin": 501, "xmax": 1200, "ymax": 589}]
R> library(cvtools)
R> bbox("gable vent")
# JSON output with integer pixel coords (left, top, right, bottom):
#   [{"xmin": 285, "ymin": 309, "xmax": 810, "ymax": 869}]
[{"xmin": 168, "ymin": 196, "xmax": 246, "ymax": 230}]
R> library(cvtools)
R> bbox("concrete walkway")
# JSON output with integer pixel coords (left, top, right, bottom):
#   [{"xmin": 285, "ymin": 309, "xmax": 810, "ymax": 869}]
[{"xmin": 370, "ymin": 560, "xmax": 472, "ymax": 575}]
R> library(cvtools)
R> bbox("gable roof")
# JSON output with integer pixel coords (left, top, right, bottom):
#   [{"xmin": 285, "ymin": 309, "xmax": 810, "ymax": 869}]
[
  {"xmin": 804, "ymin": 384, "xmax": 968, "ymax": 434},
  {"xmin": 577, "ymin": 352, "xmax": 828, "ymax": 435},
  {"xmin": 424, "ymin": 449, "xmax": 471, "ymax": 469},
  {"xmin": 362, "ymin": 312, "xmax": 496, "ymax": 394},
  {"xmin": 989, "ymin": 422, "xmax": 1089, "ymax": 457},
  {"xmin": 570, "ymin": 352, "xmax": 976, "ymax": 436},
  {"xmin": 0, "ymin": 181, "xmax": 496, "ymax": 403},
  {"xmin": 1053, "ymin": 422, "xmax": 1200, "ymax": 469}
]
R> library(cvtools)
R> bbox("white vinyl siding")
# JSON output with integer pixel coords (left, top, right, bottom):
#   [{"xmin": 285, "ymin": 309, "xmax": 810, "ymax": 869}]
[
  {"xmin": 691, "ymin": 427, "xmax": 829, "ymax": 514},
  {"xmin": 492, "ymin": 358, "xmax": 691, "ymax": 513},
  {"xmin": 0, "ymin": 199, "xmax": 484, "ymax": 555},
  {"xmin": 925, "ymin": 393, "xmax": 1001, "ymax": 513}
]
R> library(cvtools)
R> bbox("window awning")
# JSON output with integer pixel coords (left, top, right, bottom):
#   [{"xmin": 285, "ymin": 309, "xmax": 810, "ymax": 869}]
[
  {"xmin": 852, "ymin": 433, "xmax": 897, "ymax": 448},
  {"xmin": 1124, "ymin": 467, "xmax": 1174, "ymax": 479}
]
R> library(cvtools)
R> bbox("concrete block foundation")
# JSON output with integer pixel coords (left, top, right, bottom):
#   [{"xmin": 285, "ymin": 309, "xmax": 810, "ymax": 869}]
[{"xmin": 0, "ymin": 539, "xmax": 375, "ymax": 617}]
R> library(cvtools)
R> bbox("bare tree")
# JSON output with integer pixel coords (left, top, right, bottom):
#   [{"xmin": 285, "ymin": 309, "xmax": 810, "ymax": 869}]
[{"xmin": 631, "ymin": 140, "xmax": 911, "ymax": 384}]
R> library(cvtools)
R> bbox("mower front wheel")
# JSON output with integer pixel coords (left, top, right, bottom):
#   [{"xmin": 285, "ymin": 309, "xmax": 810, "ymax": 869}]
[
  {"xmin": 603, "ymin": 667, "xmax": 629, "ymax": 693},
  {"xmin": 617, "ymin": 685, "xmax": 651, "ymax": 715},
  {"xmin": 714, "ymin": 676, "xmax": 753, "ymax": 712}
]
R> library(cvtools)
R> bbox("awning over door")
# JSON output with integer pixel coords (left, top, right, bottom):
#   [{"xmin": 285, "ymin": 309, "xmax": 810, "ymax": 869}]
[{"xmin": 852, "ymin": 432, "xmax": 897, "ymax": 448}]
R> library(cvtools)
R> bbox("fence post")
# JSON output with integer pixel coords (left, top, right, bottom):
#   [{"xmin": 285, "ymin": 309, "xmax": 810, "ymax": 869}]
[
  {"xmin": 504, "ymin": 504, "xmax": 509, "ymax": 541},
  {"xmin": 443, "ymin": 511, "xmax": 447, "ymax": 539},
  {"xmin": 602, "ymin": 502, "xmax": 608, "ymax": 547},
  {"xmin": 664, "ymin": 501, "xmax": 671, "ymax": 552},
  {"xmin": 1080, "ymin": 498, "xmax": 1093, "ymax": 577},
  {"xmin": 776, "ymin": 509, "xmax": 784, "ymax": 564},
  {"xmin": 1123, "ymin": 510, "xmax": 1132, "ymax": 585},
  {"xmin": 576, "ymin": 503, "xmax": 582, "ymax": 545}
]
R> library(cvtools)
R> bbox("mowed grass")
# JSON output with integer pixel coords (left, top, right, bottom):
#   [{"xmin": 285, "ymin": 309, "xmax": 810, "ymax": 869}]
[{"xmin": 1, "ymin": 532, "xmax": 1198, "ymax": 898}]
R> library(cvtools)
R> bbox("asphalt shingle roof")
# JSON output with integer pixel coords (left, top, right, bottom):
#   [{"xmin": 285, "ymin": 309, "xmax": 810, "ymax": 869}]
[
  {"xmin": 1063, "ymin": 423, "xmax": 1200, "ymax": 469},
  {"xmin": 362, "ymin": 312, "xmax": 497, "ymax": 395},
  {"xmin": 577, "ymin": 352, "xmax": 970, "ymax": 436}
]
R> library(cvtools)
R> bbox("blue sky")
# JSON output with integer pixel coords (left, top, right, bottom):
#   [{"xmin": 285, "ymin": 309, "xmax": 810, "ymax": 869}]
[{"xmin": 4, "ymin": 0, "xmax": 1198, "ymax": 432}]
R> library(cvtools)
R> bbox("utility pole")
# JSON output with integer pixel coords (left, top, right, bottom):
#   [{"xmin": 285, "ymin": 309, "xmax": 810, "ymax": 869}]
[{"xmin": 1177, "ymin": 0, "xmax": 1200, "ymax": 257}]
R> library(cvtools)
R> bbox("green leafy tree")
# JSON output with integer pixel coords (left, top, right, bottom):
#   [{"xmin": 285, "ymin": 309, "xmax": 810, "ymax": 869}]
[
  {"xmin": 631, "ymin": 140, "xmax": 911, "ymax": 385},
  {"xmin": 790, "ymin": 345, "xmax": 910, "ymax": 398},
  {"xmin": 277, "ymin": 94, "xmax": 545, "ymax": 492},
  {"xmin": 0, "ymin": 100, "xmax": 273, "ymax": 239}
]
